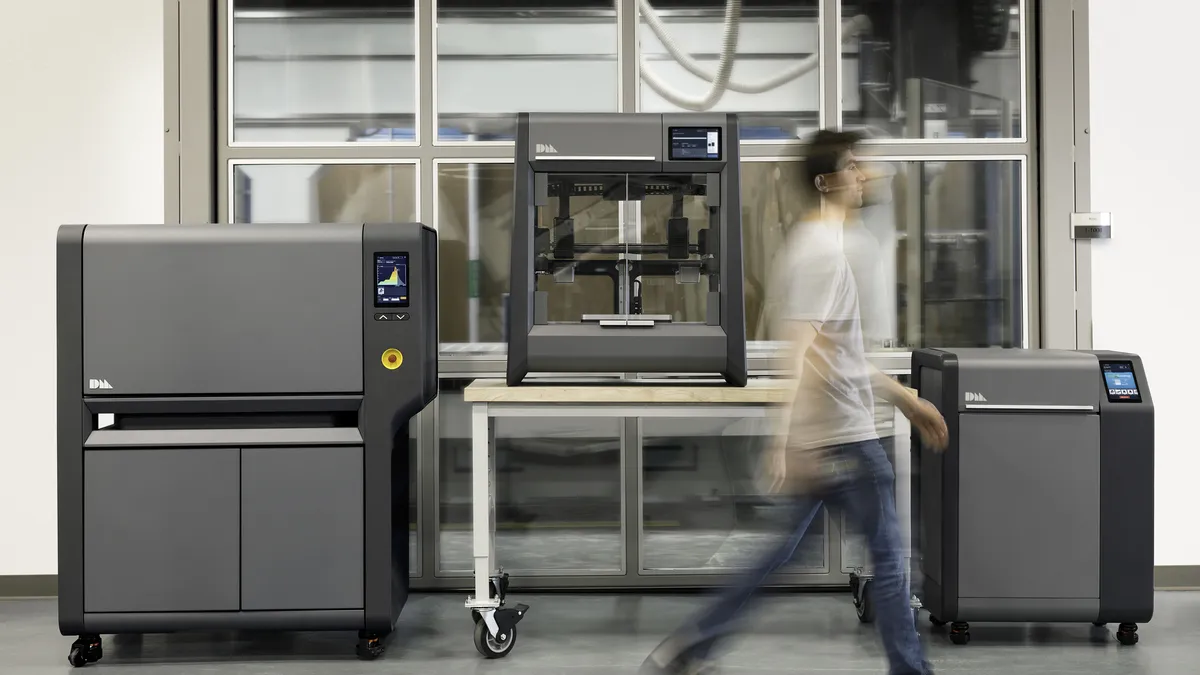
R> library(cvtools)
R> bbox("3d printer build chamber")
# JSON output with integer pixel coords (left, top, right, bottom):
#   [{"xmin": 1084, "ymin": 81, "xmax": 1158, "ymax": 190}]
[{"xmin": 506, "ymin": 112, "xmax": 749, "ymax": 386}]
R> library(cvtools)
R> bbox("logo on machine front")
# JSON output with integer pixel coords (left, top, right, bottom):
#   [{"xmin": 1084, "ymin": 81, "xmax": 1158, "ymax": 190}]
[
  {"xmin": 88, "ymin": 378, "xmax": 113, "ymax": 390},
  {"xmin": 964, "ymin": 392, "xmax": 988, "ymax": 403},
  {"xmin": 535, "ymin": 143, "xmax": 559, "ymax": 154}
]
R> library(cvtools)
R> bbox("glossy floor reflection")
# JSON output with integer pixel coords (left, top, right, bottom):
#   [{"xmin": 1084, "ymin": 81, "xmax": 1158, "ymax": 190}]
[{"xmin": 5, "ymin": 592, "xmax": 1195, "ymax": 674}]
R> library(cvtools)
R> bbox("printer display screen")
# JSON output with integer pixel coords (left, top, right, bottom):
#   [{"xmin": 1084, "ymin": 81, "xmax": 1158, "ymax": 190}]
[
  {"xmin": 669, "ymin": 126, "xmax": 722, "ymax": 161},
  {"xmin": 1101, "ymin": 361, "xmax": 1142, "ymax": 403},
  {"xmin": 374, "ymin": 253, "xmax": 409, "ymax": 307}
]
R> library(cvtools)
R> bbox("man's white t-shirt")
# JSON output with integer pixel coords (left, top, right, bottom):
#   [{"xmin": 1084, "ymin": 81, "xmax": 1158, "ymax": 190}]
[{"xmin": 770, "ymin": 220, "xmax": 879, "ymax": 450}]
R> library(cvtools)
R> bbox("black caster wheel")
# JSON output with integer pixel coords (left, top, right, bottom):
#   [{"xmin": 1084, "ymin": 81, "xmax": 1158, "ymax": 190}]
[
  {"xmin": 1117, "ymin": 623, "xmax": 1139, "ymax": 646},
  {"xmin": 854, "ymin": 581, "xmax": 875, "ymax": 623},
  {"xmin": 474, "ymin": 619, "xmax": 517, "ymax": 658},
  {"xmin": 949, "ymin": 622, "xmax": 970, "ymax": 645},
  {"xmin": 930, "ymin": 615, "xmax": 948, "ymax": 627},
  {"xmin": 68, "ymin": 636, "xmax": 102, "ymax": 667},
  {"xmin": 356, "ymin": 632, "xmax": 386, "ymax": 660}
]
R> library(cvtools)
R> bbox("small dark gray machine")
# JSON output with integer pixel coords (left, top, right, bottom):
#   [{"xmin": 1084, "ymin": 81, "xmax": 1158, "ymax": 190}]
[
  {"xmin": 506, "ymin": 112, "xmax": 748, "ymax": 386},
  {"xmin": 57, "ymin": 222, "xmax": 437, "ymax": 666},
  {"xmin": 911, "ymin": 348, "xmax": 1153, "ymax": 647}
]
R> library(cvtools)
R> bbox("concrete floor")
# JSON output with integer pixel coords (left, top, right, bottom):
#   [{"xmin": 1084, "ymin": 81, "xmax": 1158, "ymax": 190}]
[{"xmin": 2, "ymin": 591, "xmax": 1196, "ymax": 674}]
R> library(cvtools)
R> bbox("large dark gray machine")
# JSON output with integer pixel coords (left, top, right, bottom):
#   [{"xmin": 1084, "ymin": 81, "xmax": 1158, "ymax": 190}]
[
  {"xmin": 56, "ymin": 222, "xmax": 437, "ymax": 666},
  {"xmin": 911, "ymin": 348, "xmax": 1153, "ymax": 647},
  {"xmin": 506, "ymin": 112, "xmax": 748, "ymax": 386}
]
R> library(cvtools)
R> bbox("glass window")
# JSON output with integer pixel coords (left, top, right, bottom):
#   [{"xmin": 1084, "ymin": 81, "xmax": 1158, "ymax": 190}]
[
  {"xmin": 641, "ymin": 416, "xmax": 828, "ymax": 573},
  {"xmin": 437, "ymin": 379, "xmax": 623, "ymax": 575},
  {"xmin": 436, "ymin": 162, "xmax": 514, "ymax": 345},
  {"xmin": 232, "ymin": 163, "xmax": 417, "ymax": 224},
  {"xmin": 841, "ymin": 0, "xmax": 1023, "ymax": 139},
  {"xmin": 638, "ymin": 2, "xmax": 821, "ymax": 139},
  {"xmin": 231, "ymin": 1, "xmax": 416, "ymax": 144},
  {"xmin": 435, "ymin": 158, "xmax": 1022, "ymax": 351},
  {"xmin": 436, "ymin": 4, "xmax": 618, "ymax": 142},
  {"xmin": 897, "ymin": 159, "xmax": 1024, "ymax": 347}
]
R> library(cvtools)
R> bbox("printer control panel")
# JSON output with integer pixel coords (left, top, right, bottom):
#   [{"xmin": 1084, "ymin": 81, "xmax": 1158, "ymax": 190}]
[
  {"xmin": 1101, "ymin": 361, "xmax": 1142, "ymax": 403},
  {"xmin": 374, "ymin": 252, "xmax": 409, "ymax": 308}
]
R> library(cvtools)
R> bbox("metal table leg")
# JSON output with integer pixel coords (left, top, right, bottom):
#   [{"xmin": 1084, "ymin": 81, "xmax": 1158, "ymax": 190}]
[{"xmin": 465, "ymin": 402, "xmax": 528, "ymax": 658}]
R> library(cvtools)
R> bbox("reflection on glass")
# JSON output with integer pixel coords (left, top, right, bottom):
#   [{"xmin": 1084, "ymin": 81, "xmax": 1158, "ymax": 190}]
[
  {"xmin": 637, "ymin": 3, "xmax": 821, "ymax": 139},
  {"xmin": 436, "ymin": 4, "xmax": 617, "ymax": 141},
  {"xmin": 641, "ymin": 416, "xmax": 826, "ymax": 572},
  {"xmin": 841, "ymin": 0, "xmax": 1022, "ymax": 139},
  {"xmin": 437, "ymin": 379, "xmax": 622, "ymax": 574},
  {"xmin": 231, "ymin": 1, "xmax": 417, "ymax": 144},
  {"xmin": 232, "ymin": 164, "xmax": 417, "ymax": 224}
]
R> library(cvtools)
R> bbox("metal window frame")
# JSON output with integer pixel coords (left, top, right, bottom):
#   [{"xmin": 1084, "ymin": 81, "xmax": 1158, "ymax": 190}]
[{"xmin": 166, "ymin": 0, "xmax": 1079, "ymax": 590}]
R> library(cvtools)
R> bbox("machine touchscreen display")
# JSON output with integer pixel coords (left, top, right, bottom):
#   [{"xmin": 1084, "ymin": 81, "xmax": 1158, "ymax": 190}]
[
  {"xmin": 669, "ymin": 127, "xmax": 722, "ymax": 161},
  {"xmin": 374, "ymin": 253, "xmax": 409, "ymax": 307},
  {"xmin": 1101, "ymin": 361, "xmax": 1141, "ymax": 402}
]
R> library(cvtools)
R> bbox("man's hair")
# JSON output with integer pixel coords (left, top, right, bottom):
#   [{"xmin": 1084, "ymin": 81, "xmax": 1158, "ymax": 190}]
[{"xmin": 801, "ymin": 129, "xmax": 863, "ymax": 199}]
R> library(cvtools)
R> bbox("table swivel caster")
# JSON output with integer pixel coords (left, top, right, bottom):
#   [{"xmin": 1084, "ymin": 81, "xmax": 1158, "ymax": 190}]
[
  {"xmin": 849, "ymin": 571, "xmax": 875, "ymax": 623},
  {"xmin": 949, "ymin": 622, "xmax": 970, "ymax": 645},
  {"xmin": 468, "ymin": 572, "xmax": 530, "ymax": 659},
  {"xmin": 67, "ymin": 635, "xmax": 102, "ymax": 667},
  {"xmin": 356, "ymin": 630, "xmax": 388, "ymax": 660}
]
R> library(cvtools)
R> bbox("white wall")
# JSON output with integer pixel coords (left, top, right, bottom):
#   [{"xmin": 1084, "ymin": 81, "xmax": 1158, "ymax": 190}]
[
  {"xmin": 1090, "ymin": 0, "xmax": 1200, "ymax": 566},
  {"xmin": 0, "ymin": 0, "xmax": 164, "ymax": 575}
]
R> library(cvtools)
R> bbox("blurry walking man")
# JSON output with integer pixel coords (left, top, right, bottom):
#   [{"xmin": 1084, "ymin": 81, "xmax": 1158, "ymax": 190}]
[{"xmin": 641, "ymin": 130, "xmax": 948, "ymax": 675}]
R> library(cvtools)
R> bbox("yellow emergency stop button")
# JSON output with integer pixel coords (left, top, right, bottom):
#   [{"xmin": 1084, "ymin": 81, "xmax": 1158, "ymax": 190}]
[{"xmin": 381, "ymin": 348, "xmax": 403, "ymax": 370}]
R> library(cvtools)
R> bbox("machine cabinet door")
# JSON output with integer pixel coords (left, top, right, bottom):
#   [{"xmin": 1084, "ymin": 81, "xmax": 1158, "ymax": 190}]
[
  {"xmin": 83, "ymin": 448, "xmax": 241, "ymax": 613},
  {"xmin": 957, "ymin": 413, "xmax": 1101, "ymax": 600},
  {"xmin": 240, "ymin": 446, "xmax": 364, "ymax": 611}
]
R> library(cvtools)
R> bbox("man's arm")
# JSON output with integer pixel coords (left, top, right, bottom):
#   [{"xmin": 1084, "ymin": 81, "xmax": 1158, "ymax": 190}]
[{"xmin": 868, "ymin": 365, "xmax": 949, "ymax": 451}]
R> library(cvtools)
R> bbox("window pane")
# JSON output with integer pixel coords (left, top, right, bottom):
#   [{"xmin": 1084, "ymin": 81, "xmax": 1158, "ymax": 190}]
[
  {"xmin": 898, "ymin": 159, "xmax": 1024, "ymax": 347},
  {"xmin": 436, "ymin": 163, "xmax": 514, "ymax": 345},
  {"xmin": 437, "ymin": 379, "xmax": 623, "ymax": 574},
  {"xmin": 436, "ymin": 5, "xmax": 617, "ymax": 142},
  {"xmin": 231, "ymin": 1, "xmax": 416, "ymax": 144},
  {"xmin": 842, "ymin": 0, "xmax": 1023, "ymax": 139},
  {"xmin": 641, "ymin": 416, "xmax": 827, "ymax": 573},
  {"xmin": 232, "ymin": 163, "xmax": 417, "ymax": 224},
  {"xmin": 638, "ymin": 2, "xmax": 820, "ymax": 139}
]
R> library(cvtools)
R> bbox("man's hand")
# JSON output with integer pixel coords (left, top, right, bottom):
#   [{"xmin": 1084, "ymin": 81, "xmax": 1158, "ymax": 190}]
[
  {"xmin": 762, "ymin": 443, "xmax": 788, "ymax": 494},
  {"xmin": 903, "ymin": 397, "xmax": 949, "ymax": 452}
]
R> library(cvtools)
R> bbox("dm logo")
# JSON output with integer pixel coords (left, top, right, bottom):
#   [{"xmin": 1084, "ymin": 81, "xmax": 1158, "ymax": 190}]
[
  {"xmin": 535, "ymin": 143, "xmax": 558, "ymax": 154},
  {"xmin": 89, "ymin": 378, "xmax": 113, "ymax": 390},
  {"xmin": 965, "ymin": 392, "xmax": 988, "ymax": 403}
]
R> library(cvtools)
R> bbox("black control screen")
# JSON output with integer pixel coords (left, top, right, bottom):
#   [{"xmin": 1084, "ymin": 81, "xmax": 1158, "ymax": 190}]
[
  {"xmin": 374, "ymin": 253, "xmax": 409, "ymax": 307},
  {"xmin": 1101, "ymin": 361, "xmax": 1142, "ymax": 403},
  {"xmin": 669, "ymin": 126, "xmax": 722, "ymax": 161}
]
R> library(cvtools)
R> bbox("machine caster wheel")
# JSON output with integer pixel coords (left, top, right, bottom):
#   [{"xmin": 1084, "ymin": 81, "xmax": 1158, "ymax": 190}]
[
  {"xmin": 474, "ymin": 619, "xmax": 517, "ymax": 658},
  {"xmin": 1117, "ymin": 623, "xmax": 1139, "ymax": 646},
  {"xmin": 356, "ymin": 632, "xmax": 386, "ymax": 660},
  {"xmin": 68, "ymin": 636, "xmax": 102, "ymax": 667},
  {"xmin": 930, "ymin": 615, "xmax": 947, "ymax": 627},
  {"xmin": 949, "ymin": 623, "xmax": 971, "ymax": 645}
]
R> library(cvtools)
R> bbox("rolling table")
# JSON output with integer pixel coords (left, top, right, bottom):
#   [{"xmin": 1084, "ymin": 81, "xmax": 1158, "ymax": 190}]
[{"xmin": 461, "ymin": 378, "xmax": 794, "ymax": 658}]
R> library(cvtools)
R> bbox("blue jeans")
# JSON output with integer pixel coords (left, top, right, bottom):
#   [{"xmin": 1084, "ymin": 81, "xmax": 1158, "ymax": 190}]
[{"xmin": 671, "ymin": 438, "xmax": 930, "ymax": 675}]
